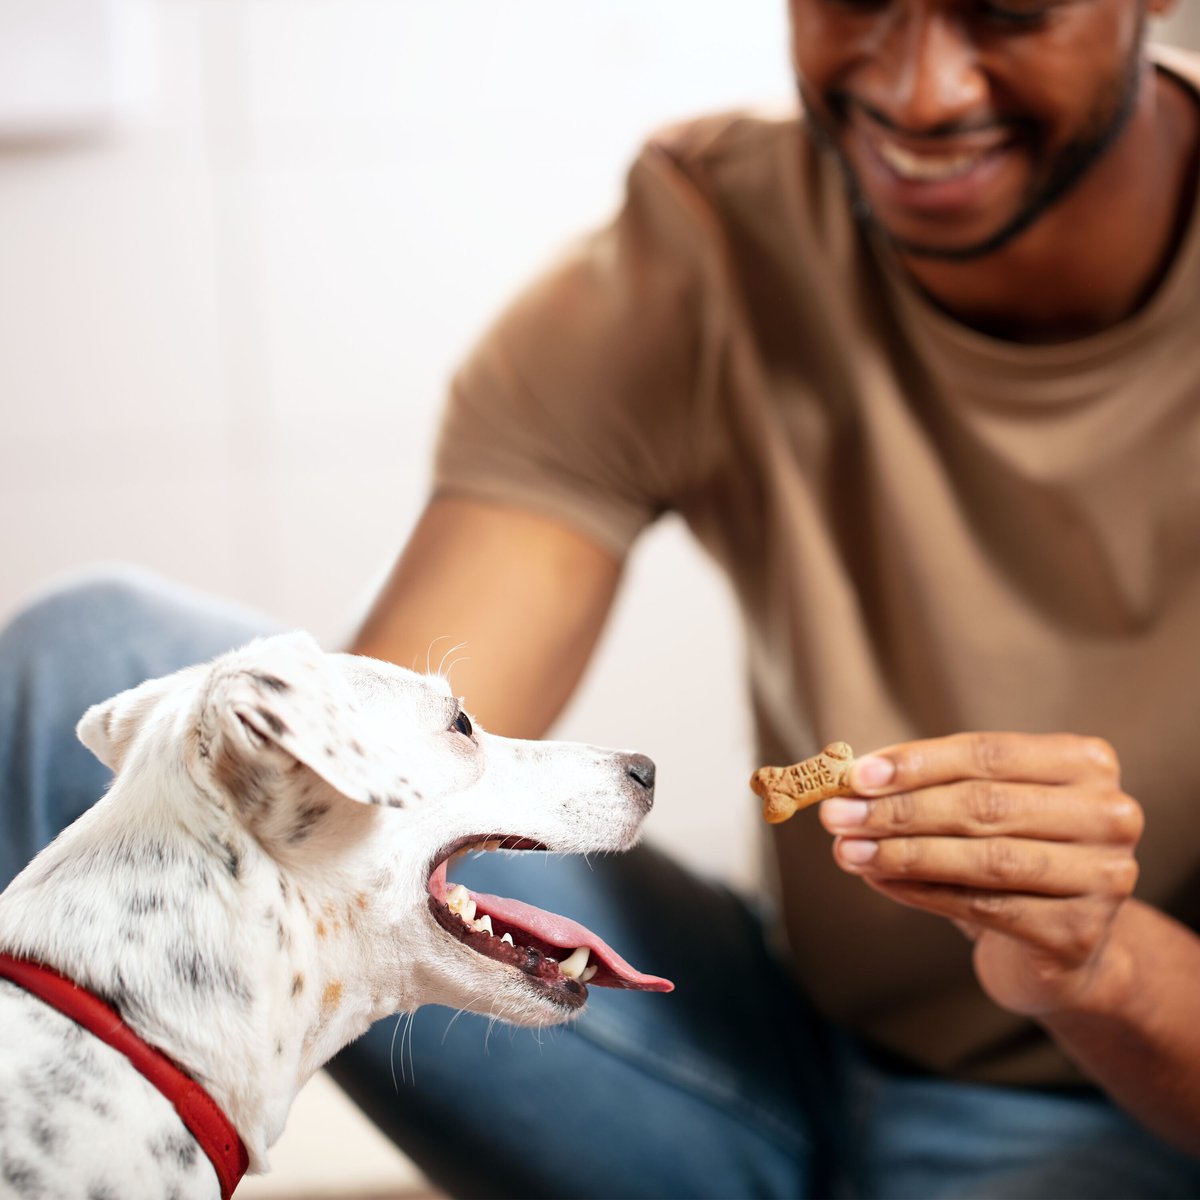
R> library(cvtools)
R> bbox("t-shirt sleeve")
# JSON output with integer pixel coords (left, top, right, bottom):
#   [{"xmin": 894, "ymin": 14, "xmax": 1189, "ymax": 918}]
[{"xmin": 433, "ymin": 137, "xmax": 720, "ymax": 558}]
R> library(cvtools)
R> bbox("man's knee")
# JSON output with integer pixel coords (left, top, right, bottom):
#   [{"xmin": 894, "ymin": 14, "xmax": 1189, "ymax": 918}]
[
  {"xmin": 1, "ymin": 564, "xmax": 171, "ymax": 670},
  {"xmin": 1, "ymin": 564, "xmax": 276, "ymax": 688}
]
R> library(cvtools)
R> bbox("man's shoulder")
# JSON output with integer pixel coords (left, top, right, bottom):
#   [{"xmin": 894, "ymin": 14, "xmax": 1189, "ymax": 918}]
[{"xmin": 637, "ymin": 107, "xmax": 811, "ymax": 188}]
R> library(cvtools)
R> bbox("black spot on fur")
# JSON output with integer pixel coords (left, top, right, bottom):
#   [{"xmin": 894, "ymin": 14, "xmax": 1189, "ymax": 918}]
[
  {"xmin": 168, "ymin": 949, "xmax": 251, "ymax": 1008},
  {"xmin": 286, "ymin": 800, "xmax": 331, "ymax": 843},
  {"xmin": 3, "ymin": 1158, "xmax": 43, "ymax": 1196},
  {"xmin": 45, "ymin": 1058, "xmax": 89, "ymax": 1101},
  {"xmin": 386, "ymin": 796, "xmax": 405, "ymax": 809},
  {"xmin": 275, "ymin": 1040, "xmax": 284, "ymax": 1057},
  {"xmin": 255, "ymin": 706, "xmax": 289, "ymax": 738},
  {"xmin": 211, "ymin": 835, "xmax": 242, "ymax": 880},
  {"xmin": 411, "ymin": 789, "xmax": 423, "ymax": 801},
  {"xmin": 251, "ymin": 671, "xmax": 291, "ymax": 694},
  {"xmin": 128, "ymin": 890, "xmax": 166, "ymax": 916},
  {"xmin": 291, "ymin": 973, "xmax": 304, "ymax": 996},
  {"xmin": 27, "ymin": 1115, "xmax": 60, "ymax": 1153},
  {"xmin": 88, "ymin": 1185, "xmax": 119, "ymax": 1200},
  {"xmin": 149, "ymin": 1128, "xmax": 199, "ymax": 1169}
]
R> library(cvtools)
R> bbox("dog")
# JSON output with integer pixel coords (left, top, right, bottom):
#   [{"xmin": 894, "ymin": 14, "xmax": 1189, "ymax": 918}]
[{"xmin": 0, "ymin": 632, "xmax": 670, "ymax": 1198}]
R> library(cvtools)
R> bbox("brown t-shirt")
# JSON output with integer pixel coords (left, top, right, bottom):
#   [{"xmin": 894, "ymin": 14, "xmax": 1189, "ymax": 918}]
[{"xmin": 434, "ymin": 49, "xmax": 1200, "ymax": 1087}]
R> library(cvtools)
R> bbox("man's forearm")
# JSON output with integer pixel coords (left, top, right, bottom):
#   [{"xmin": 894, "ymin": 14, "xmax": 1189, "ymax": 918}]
[{"xmin": 1041, "ymin": 899, "xmax": 1200, "ymax": 1155}]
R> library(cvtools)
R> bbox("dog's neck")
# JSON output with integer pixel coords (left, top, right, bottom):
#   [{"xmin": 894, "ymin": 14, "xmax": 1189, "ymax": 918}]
[{"xmin": 0, "ymin": 767, "xmax": 415, "ymax": 1171}]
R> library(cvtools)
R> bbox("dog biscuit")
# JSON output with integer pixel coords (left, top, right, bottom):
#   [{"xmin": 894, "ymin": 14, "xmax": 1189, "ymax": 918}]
[{"xmin": 750, "ymin": 742, "xmax": 856, "ymax": 823}]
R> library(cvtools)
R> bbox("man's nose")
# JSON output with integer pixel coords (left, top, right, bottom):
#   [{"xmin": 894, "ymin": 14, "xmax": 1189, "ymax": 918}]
[{"xmin": 872, "ymin": 9, "xmax": 987, "ymax": 133}]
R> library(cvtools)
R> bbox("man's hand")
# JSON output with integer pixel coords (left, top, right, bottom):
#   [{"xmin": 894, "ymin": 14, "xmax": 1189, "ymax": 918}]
[{"xmin": 819, "ymin": 732, "xmax": 1144, "ymax": 1018}]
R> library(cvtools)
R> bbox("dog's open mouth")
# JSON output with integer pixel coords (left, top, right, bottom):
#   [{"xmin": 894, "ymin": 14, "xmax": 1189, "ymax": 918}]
[{"xmin": 427, "ymin": 837, "xmax": 673, "ymax": 1009}]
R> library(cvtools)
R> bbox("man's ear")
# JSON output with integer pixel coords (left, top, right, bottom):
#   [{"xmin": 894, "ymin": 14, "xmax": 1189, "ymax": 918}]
[
  {"xmin": 204, "ymin": 631, "xmax": 419, "ymax": 810},
  {"xmin": 77, "ymin": 670, "xmax": 193, "ymax": 773}
]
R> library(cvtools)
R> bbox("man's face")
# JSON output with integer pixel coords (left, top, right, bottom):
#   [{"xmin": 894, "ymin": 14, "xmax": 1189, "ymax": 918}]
[{"xmin": 789, "ymin": 0, "xmax": 1154, "ymax": 260}]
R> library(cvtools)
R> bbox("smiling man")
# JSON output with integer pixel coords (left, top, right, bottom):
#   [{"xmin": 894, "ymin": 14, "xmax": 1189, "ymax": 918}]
[{"xmin": 2, "ymin": 2, "xmax": 1200, "ymax": 1198}]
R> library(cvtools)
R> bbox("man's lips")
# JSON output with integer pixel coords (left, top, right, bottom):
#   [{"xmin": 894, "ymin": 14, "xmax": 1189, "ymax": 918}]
[{"xmin": 845, "ymin": 105, "xmax": 1020, "ymax": 210}]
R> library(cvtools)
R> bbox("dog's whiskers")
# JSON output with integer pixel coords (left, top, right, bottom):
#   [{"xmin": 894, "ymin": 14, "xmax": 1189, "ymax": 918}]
[
  {"xmin": 389, "ymin": 1012, "xmax": 406, "ymax": 1091},
  {"xmin": 435, "ymin": 641, "xmax": 469, "ymax": 681}
]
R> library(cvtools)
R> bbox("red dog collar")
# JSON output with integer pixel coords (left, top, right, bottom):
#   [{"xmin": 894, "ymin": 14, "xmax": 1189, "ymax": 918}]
[{"xmin": 0, "ymin": 953, "xmax": 249, "ymax": 1198}]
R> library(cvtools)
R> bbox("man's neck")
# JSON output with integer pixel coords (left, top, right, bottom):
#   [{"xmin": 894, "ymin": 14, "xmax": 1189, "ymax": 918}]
[{"xmin": 898, "ymin": 65, "xmax": 1200, "ymax": 345}]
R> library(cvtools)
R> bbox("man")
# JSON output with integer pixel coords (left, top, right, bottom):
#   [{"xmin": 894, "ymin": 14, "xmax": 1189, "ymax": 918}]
[{"xmin": 2, "ymin": 1, "xmax": 1199, "ymax": 1195}]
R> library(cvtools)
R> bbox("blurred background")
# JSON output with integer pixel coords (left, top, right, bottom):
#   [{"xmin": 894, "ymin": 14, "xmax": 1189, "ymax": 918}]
[{"xmin": 2, "ymin": 3, "xmax": 1197, "ymax": 1197}]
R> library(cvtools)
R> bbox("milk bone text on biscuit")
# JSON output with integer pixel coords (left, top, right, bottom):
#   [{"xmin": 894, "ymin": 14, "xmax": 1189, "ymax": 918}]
[{"xmin": 750, "ymin": 742, "xmax": 856, "ymax": 824}]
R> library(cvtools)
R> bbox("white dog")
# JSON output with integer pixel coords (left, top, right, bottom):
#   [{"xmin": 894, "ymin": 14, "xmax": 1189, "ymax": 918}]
[{"xmin": 0, "ymin": 632, "xmax": 670, "ymax": 1198}]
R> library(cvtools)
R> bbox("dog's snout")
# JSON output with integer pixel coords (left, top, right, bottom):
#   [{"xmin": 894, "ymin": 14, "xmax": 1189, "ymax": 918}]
[{"xmin": 625, "ymin": 753, "xmax": 655, "ymax": 794}]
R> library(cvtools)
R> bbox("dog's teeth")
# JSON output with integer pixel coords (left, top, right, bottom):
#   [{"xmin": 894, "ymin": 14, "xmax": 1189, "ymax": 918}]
[
  {"xmin": 580, "ymin": 964, "xmax": 597, "ymax": 983},
  {"xmin": 446, "ymin": 884, "xmax": 470, "ymax": 915},
  {"xmin": 474, "ymin": 914, "xmax": 493, "ymax": 935},
  {"xmin": 501, "ymin": 932, "xmax": 514, "ymax": 946},
  {"xmin": 461, "ymin": 898, "xmax": 477, "ymax": 922},
  {"xmin": 483, "ymin": 839, "xmax": 503, "ymax": 851},
  {"xmin": 558, "ymin": 946, "xmax": 590, "ymax": 980}
]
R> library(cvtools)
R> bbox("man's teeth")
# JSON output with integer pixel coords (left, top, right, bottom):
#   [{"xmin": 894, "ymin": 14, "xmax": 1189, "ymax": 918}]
[
  {"xmin": 446, "ymin": 882, "xmax": 596, "ymax": 984},
  {"xmin": 876, "ymin": 139, "xmax": 986, "ymax": 182}
]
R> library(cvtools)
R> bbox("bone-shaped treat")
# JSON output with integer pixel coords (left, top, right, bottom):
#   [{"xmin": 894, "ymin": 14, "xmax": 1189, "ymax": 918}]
[{"xmin": 750, "ymin": 742, "xmax": 856, "ymax": 824}]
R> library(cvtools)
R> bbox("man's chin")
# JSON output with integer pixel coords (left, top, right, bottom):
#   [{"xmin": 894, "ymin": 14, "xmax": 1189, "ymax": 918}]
[{"xmin": 873, "ymin": 212, "xmax": 1038, "ymax": 263}]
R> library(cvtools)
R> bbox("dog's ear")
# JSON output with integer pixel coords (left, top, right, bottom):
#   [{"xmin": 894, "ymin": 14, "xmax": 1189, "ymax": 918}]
[
  {"xmin": 78, "ymin": 672, "xmax": 187, "ymax": 773},
  {"xmin": 206, "ymin": 631, "xmax": 416, "ymax": 810}
]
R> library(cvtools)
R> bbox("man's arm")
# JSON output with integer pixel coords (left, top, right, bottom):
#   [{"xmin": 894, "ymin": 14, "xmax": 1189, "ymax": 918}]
[
  {"xmin": 1037, "ymin": 898, "xmax": 1200, "ymax": 1156},
  {"xmin": 348, "ymin": 494, "xmax": 623, "ymax": 738}
]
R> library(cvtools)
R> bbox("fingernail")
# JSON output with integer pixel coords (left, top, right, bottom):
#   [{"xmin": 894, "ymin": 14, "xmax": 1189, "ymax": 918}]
[
  {"xmin": 853, "ymin": 756, "xmax": 895, "ymax": 792},
  {"xmin": 822, "ymin": 798, "xmax": 869, "ymax": 830},
  {"xmin": 838, "ymin": 838, "xmax": 879, "ymax": 868}
]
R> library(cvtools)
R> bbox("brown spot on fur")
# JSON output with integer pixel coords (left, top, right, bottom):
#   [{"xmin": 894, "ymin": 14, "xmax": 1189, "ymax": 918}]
[
  {"xmin": 321, "ymin": 980, "xmax": 343, "ymax": 1011},
  {"xmin": 291, "ymin": 973, "xmax": 304, "ymax": 997},
  {"xmin": 315, "ymin": 919, "xmax": 327, "ymax": 939}
]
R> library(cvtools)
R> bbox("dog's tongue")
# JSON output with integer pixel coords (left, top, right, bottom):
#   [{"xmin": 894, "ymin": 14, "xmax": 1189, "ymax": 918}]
[
  {"xmin": 428, "ymin": 860, "xmax": 672, "ymax": 992},
  {"xmin": 470, "ymin": 890, "xmax": 673, "ymax": 993}
]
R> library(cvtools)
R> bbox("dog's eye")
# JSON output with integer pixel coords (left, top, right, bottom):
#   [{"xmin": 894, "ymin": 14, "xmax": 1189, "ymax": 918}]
[{"xmin": 451, "ymin": 710, "xmax": 474, "ymax": 738}]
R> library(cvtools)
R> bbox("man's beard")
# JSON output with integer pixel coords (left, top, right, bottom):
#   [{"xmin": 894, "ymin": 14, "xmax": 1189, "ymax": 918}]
[{"xmin": 800, "ymin": 30, "xmax": 1145, "ymax": 262}]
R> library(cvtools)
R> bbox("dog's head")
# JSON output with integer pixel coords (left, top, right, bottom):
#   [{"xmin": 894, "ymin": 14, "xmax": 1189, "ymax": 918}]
[{"xmin": 76, "ymin": 632, "xmax": 671, "ymax": 1037}]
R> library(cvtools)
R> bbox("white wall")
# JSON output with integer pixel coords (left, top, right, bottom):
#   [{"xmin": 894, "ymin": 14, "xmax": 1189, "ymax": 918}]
[{"xmin": 0, "ymin": 0, "xmax": 799, "ymax": 896}]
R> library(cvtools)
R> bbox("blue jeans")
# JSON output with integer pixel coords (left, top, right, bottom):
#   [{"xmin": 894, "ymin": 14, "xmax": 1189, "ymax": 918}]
[{"xmin": 2, "ymin": 567, "xmax": 1198, "ymax": 1199}]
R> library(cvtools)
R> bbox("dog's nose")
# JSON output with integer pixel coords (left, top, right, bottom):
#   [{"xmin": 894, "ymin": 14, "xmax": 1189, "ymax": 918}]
[{"xmin": 625, "ymin": 754, "xmax": 656, "ymax": 793}]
